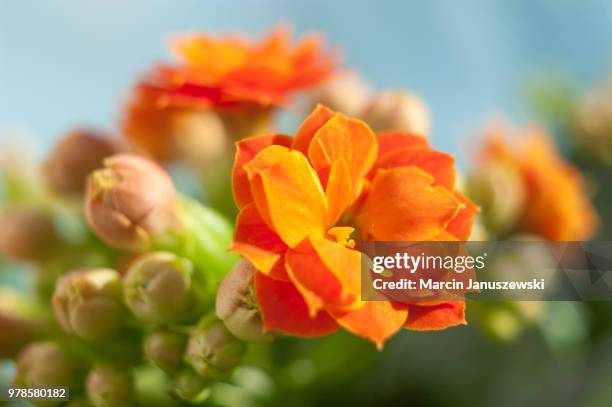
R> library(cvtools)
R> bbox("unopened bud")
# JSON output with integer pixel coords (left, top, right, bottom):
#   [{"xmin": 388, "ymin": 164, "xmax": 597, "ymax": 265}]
[
  {"xmin": 216, "ymin": 260, "xmax": 272, "ymax": 343},
  {"xmin": 185, "ymin": 320, "xmax": 246, "ymax": 379},
  {"xmin": 44, "ymin": 130, "xmax": 119, "ymax": 196},
  {"xmin": 53, "ymin": 268, "xmax": 122, "ymax": 340},
  {"xmin": 124, "ymin": 252, "xmax": 206, "ymax": 324},
  {"xmin": 309, "ymin": 71, "xmax": 372, "ymax": 117},
  {"xmin": 85, "ymin": 154, "xmax": 179, "ymax": 250},
  {"xmin": 361, "ymin": 90, "xmax": 431, "ymax": 136},
  {"xmin": 171, "ymin": 369, "xmax": 211, "ymax": 403},
  {"xmin": 86, "ymin": 365, "xmax": 134, "ymax": 407},
  {"xmin": 14, "ymin": 341, "xmax": 75, "ymax": 387},
  {"xmin": 0, "ymin": 205, "xmax": 58, "ymax": 262},
  {"xmin": 144, "ymin": 330, "xmax": 186, "ymax": 372}
]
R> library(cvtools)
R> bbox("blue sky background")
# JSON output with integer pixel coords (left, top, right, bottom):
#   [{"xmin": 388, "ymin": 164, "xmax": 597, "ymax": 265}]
[{"xmin": 1, "ymin": 0, "xmax": 611, "ymax": 165}]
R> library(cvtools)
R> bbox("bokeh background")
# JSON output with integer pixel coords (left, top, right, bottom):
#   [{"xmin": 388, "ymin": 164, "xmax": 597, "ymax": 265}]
[
  {"xmin": 1, "ymin": 0, "xmax": 612, "ymax": 163},
  {"xmin": 2, "ymin": 1, "xmax": 612, "ymax": 407}
]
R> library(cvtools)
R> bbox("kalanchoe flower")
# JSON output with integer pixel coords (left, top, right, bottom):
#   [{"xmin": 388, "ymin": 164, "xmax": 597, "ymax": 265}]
[
  {"xmin": 44, "ymin": 129, "xmax": 120, "ymax": 196},
  {"xmin": 472, "ymin": 124, "xmax": 598, "ymax": 240},
  {"xmin": 361, "ymin": 90, "xmax": 431, "ymax": 136},
  {"xmin": 53, "ymin": 268, "xmax": 123, "ymax": 340},
  {"xmin": 185, "ymin": 319, "xmax": 246, "ymax": 379},
  {"xmin": 124, "ymin": 252, "xmax": 207, "ymax": 324},
  {"xmin": 122, "ymin": 27, "xmax": 336, "ymax": 160},
  {"xmin": 216, "ymin": 260, "xmax": 272, "ymax": 343},
  {"xmin": 0, "ymin": 205, "xmax": 58, "ymax": 262},
  {"xmin": 86, "ymin": 365, "xmax": 134, "ymax": 407},
  {"xmin": 85, "ymin": 154, "xmax": 180, "ymax": 250},
  {"xmin": 231, "ymin": 105, "xmax": 477, "ymax": 347},
  {"xmin": 14, "ymin": 341, "xmax": 76, "ymax": 387},
  {"xmin": 144, "ymin": 330, "xmax": 187, "ymax": 372},
  {"xmin": 171, "ymin": 369, "xmax": 211, "ymax": 403}
]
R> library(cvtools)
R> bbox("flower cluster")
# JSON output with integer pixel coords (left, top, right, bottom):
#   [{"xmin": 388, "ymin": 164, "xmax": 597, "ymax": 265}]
[{"xmin": 0, "ymin": 24, "xmax": 602, "ymax": 406}]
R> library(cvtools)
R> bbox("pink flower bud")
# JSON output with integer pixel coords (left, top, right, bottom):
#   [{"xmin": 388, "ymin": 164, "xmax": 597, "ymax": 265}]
[
  {"xmin": 0, "ymin": 205, "xmax": 58, "ymax": 262},
  {"xmin": 185, "ymin": 321, "xmax": 246, "ymax": 379},
  {"xmin": 123, "ymin": 252, "xmax": 205, "ymax": 324},
  {"xmin": 144, "ymin": 330, "xmax": 186, "ymax": 372},
  {"xmin": 216, "ymin": 260, "xmax": 272, "ymax": 343},
  {"xmin": 53, "ymin": 268, "xmax": 123, "ymax": 340},
  {"xmin": 86, "ymin": 365, "xmax": 134, "ymax": 407},
  {"xmin": 171, "ymin": 369, "xmax": 211, "ymax": 403},
  {"xmin": 361, "ymin": 90, "xmax": 431, "ymax": 136},
  {"xmin": 308, "ymin": 71, "xmax": 373, "ymax": 117},
  {"xmin": 14, "ymin": 341, "xmax": 75, "ymax": 388},
  {"xmin": 84, "ymin": 154, "xmax": 180, "ymax": 250},
  {"xmin": 44, "ymin": 130, "xmax": 120, "ymax": 196}
]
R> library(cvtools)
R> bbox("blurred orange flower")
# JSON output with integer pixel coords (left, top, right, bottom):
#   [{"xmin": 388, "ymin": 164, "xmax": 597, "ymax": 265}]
[
  {"xmin": 123, "ymin": 27, "xmax": 336, "ymax": 160},
  {"xmin": 478, "ymin": 126, "xmax": 598, "ymax": 240},
  {"xmin": 231, "ymin": 105, "xmax": 477, "ymax": 347}
]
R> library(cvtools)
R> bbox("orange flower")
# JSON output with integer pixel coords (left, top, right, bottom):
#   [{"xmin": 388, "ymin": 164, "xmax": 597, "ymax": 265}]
[
  {"xmin": 230, "ymin": 106, "xmax": 477, "ymax": 347},
  {"xmin": 477, "ymin": 125, "xmax": 598, "ymax": 240},
  {"xmin": 123, "ymin": 27, "xmax": 336, "ymax": 159}
]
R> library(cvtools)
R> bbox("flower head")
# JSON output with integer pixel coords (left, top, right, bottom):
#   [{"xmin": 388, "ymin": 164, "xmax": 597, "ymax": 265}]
[
  {"xmin": 230, "ymin": 105, "xmax": 477, "ymax": 347},
  {"xmin": 123, "ymin": 27, "xmax": 336, "ymax": 159},
  {"xmin": 475, "ymin": 124, "xmax": 598, "ymax": 240}
]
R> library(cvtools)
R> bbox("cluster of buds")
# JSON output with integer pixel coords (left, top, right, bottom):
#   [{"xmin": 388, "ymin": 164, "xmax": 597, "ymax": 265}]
[{"xmin": 5, "ymin": 151, "xmax": 264, "ymax": 405}]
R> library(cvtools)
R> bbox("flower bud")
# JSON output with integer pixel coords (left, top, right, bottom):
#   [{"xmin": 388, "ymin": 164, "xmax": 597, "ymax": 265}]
[
  {"xmin": 14, "ymin": 341, "xmax": 75, "ymax": 387},
  {"xmin": 171, "ymin": 369, "xmax": 211, "ymax": 403},
  {"xmin": 86, "ymin": 365, "xmax": 134, "ymax": 407},
  {"xmin": 85, "ymin": 153, "xmax": 180, "ymax": 250},
  {"xmin": 185, "ymin": 320, "xmax": 246, "ymax": 379},
  {"xmin": 124, "ymin": 252, "xmax": 206, "ymax": 324},
  {"xmin": 361, "ymin": 90, "xmax": 431, "ymax": 136},
  {"xmin": 53, "ymin": 268, "xmax": 123, "ymax": 340},
  {"xmin": 144, "ymin": 330, "xmax": 186, "ymax": 372},
  {"xmin": 308, "ymin": 71, "xmax": 372, "ymax": 117},
  {"xmin": 44, "ymin": 130, "xmax": 120, "ymax": 196},
  {"xmin": 0, "ymin": 205, "xmax": 58, "ymax": 262},
  {"xmin": 216, "ymin": 260, "xmax": 272, "ymax": 343}
]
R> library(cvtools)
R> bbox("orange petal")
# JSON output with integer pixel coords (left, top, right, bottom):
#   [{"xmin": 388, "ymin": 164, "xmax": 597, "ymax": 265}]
[
  {"xmin": 445, "ymin": 192, "xmax": 479, "ymax": 240},
  {"xmin": 377, "ymin": 131, "xmax": 428, "ymax": 158},
  {"xmin": 285, "ymin": 236, "xmax": 362, "ymax": 316},
  {"xmin": 246, "ymin": 146, "xmax": 328, "ymax": 247},
  {"xmin": 254, "ymin": 271, "xmax": 339, "ymax": 337},
  {"xmin": 376, "ymin": 147, "xmax": 456, "ymax": 190},
  {"xmin": 292, "ymin": 105, "xmax": 336, "ymax": 154},
  {"xmin": 327, "ymin": 301, "xmax": 409, "ymax": 349},
  {"xmin": 356, "ymin": 167, "xmax": 461, "ymax": 241},
  {"xmin": 325, "ymin": 158, "xmax": 352, "ymax": 225},
  {"xmin": 405, "ymin": 301, "xmax": 466, "ymax": 331},
  {"xmin": 308, "ymin": 115, "xmax": 377, "ymax": 188},
  {"xmin": 230, "ymin": 203, "xmax": 289, "ymax": 280},
  {"xmin": 233, "ymin": 134, "xmax": 293, "ymax": 209}
]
